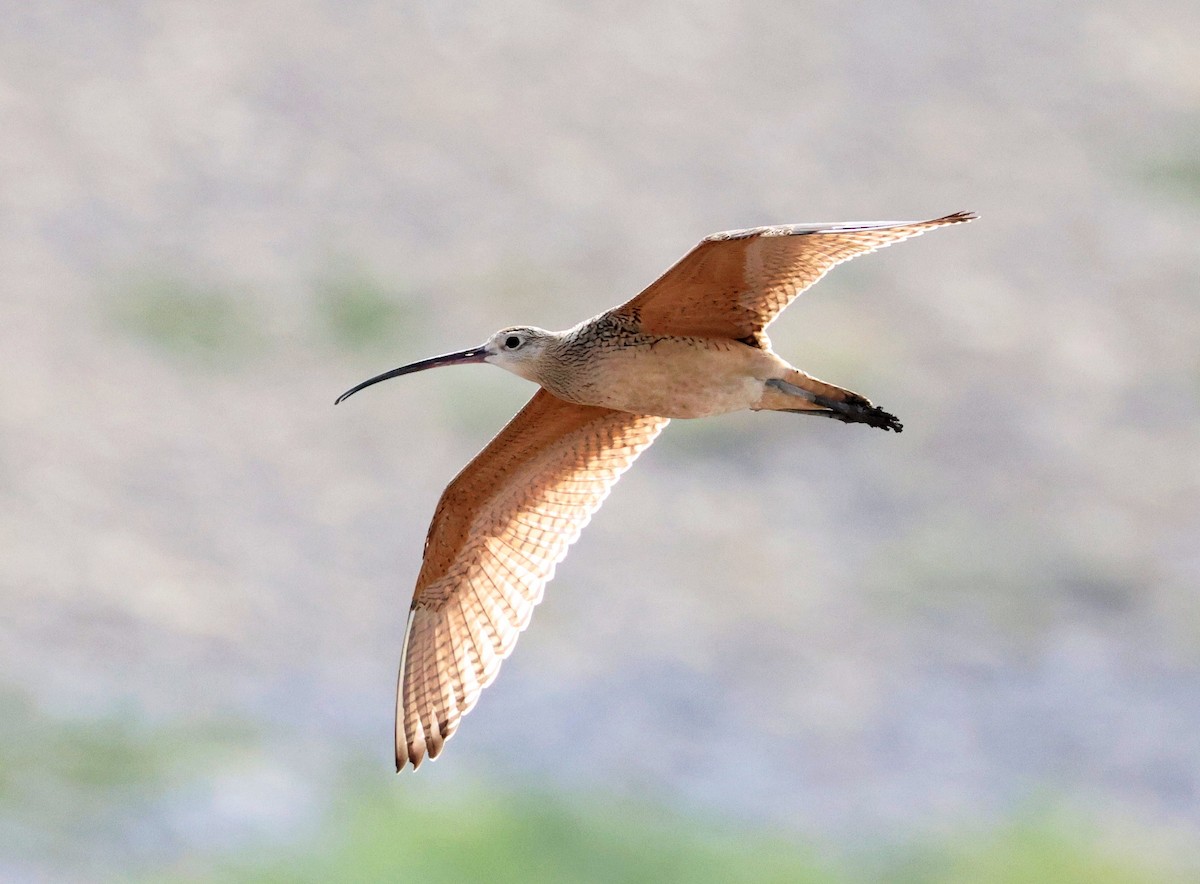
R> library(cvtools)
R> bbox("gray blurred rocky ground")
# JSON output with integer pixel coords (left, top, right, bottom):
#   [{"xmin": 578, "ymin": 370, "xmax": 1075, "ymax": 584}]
[{"xmin": 2, "ymin": 0, "xmax": 1199, "ymax": 875}]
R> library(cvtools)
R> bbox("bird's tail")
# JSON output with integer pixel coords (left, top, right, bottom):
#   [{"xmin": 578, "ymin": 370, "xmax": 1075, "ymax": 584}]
[{"xmin": 755, "ymin": 370, "xmax": 902, "ymax": 432}]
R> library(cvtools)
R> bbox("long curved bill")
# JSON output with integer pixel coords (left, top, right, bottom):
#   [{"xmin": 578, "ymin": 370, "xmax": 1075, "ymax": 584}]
[{"xmin": 335, "ymin": 346, "xmax": 489, "ymax": 404}]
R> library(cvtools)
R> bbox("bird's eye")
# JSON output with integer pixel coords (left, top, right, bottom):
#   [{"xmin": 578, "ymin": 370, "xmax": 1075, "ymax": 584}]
[{"xmin": 504, "ymin": 335, "xmax": 523, "ymax": 350}]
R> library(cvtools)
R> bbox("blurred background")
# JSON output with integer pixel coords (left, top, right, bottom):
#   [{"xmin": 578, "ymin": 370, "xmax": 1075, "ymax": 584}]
[{"xmin": 2, "ymin": 1, "xmax": 1198, "ymax": 880}]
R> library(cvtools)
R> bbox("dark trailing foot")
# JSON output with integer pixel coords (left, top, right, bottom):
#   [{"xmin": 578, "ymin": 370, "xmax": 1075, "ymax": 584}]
[{"xmin": 812, "ymin": 393, "xmax": 903, "ymax": 432}]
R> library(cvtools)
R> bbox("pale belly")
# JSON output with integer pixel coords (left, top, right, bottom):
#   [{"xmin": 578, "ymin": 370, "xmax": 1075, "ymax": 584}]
[{"xmin": 552, "ymin": 338, "xmax": 785, "ymax": 419}]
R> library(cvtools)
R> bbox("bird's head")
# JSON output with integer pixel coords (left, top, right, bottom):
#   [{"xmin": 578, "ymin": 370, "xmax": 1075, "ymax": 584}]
[
  {"xmin": 481, "ymin": 326, "xmax": 558, "ymax": 382},
  {"xmin": 335, "ymin": 325, "xmax": 559, "ymax": 404}
]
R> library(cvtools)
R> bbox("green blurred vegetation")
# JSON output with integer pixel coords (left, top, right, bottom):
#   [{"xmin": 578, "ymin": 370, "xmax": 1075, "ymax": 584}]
[
  {"xmin": 106, "ymin": 263, "xmax": 431, "ymax": 361},
  {"xmin": 891, "ymin": 817, "xmax": 1184, "ymax": 884},
  {"xmin": 313, "ymin": 264, "xmax": 427, "ymax": 352},
  {"xmin": 2, "ymin": 688, "xmax": 1193, "ymax": 883},
  {"xmin": 230, "ymin": 774, "xmax": 839, "ymax": 884},
  {"xmin": 0, "ymin": 690, "xmax": 258, "ymax": 872},
  {"xmin": 245, "ymin": 791, "xmax": 1187, "ymax": 884},
  {"xmin": 1140, "ymin": 154, "xmax": 1200, "ymax": 203},
  {"xmin": 230, "ymin": 782, "xmax": 1186, "ymax": 884},
  {"xmin": 106, "ymin": 271, "xmax": 263, "ymax": 361}
]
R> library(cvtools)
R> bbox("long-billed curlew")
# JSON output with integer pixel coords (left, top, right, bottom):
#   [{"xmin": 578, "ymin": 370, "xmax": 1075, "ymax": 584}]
[{"xmin": 337, "ymin": 211, "xmax": 975, "ymax": 770}]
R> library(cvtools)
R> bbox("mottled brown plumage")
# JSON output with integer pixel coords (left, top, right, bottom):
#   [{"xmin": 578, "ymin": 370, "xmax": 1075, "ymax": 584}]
[
  {"xmin": 399, "ymin": 391, "xmax": 667, "ymax": 763},
  {"xmin": 336, "ymin": 211, "xmax": 975, "ymax": 770},
  {"xmin": 614, "ymin": 212, "xmax": 976, "ymax": 344}
]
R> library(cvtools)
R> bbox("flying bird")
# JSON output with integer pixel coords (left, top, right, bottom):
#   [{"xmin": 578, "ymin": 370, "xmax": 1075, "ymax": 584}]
[{"xmin": 337, "ymin": 211, "xmax": 975, "ymax": 770}]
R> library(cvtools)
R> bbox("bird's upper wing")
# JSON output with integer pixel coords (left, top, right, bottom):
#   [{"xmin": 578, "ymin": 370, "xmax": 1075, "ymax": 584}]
[
  {"xmin": 610, "ymin": 212, "xmax": 976, "ymax": 342},
  {"xmin": 397, "ymin": 388, "xmax": 669, "ymax": 770}
]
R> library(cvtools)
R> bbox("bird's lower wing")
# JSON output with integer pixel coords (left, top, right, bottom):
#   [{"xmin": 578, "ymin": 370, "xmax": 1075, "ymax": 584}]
[
  {"xmin": 397, "ymin": 389, "xmax": 669, "ymax": 770},
  {"xmin": 612, "ymin": 212, "xmax": 976, "ymax": 342}
]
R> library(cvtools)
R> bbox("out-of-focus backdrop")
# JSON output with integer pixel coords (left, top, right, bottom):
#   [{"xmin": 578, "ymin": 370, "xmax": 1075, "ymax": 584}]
[{"xmin": 3, "ymin": 2, "xmax": 1198, "ymax": 880}]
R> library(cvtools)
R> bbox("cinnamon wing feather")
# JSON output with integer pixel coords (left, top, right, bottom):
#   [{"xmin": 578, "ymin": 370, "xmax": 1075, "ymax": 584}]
[
  {"xmin": 612, "ymin": 212, "xmax": 976, "ymax": 342},
  {"xmin": 397, "ymin": 389, "xmax": 669, "ymax": 770}
]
